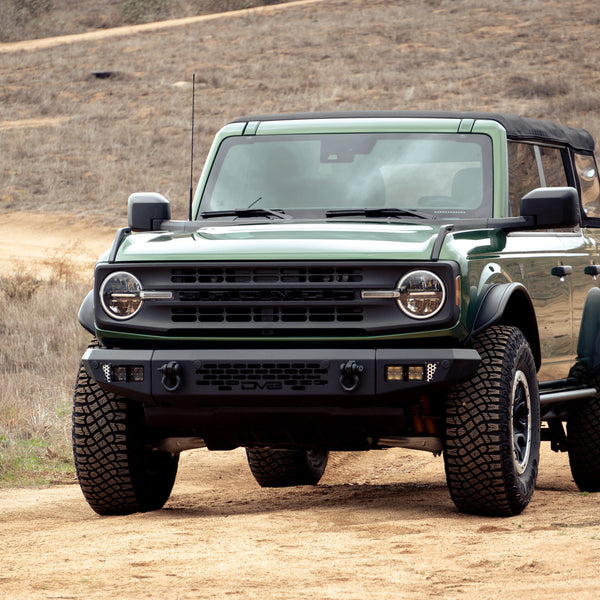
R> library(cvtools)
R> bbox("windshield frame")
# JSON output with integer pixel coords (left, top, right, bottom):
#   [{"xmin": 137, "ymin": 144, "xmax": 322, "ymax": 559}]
[{"xmin": 197, "ymin": 130, "xmax": 494, "ymax": 221}]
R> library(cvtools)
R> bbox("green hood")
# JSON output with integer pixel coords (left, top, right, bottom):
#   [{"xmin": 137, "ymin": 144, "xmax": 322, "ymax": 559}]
[{"xmin": 115, "ymin": 222, "xmax": 444, "ymax": 262}]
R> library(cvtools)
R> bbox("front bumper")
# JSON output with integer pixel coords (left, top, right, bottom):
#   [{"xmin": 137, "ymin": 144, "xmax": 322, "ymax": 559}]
[{"xmin": 82, "ymin": 347, "xmax": 481, "ymax": 406}]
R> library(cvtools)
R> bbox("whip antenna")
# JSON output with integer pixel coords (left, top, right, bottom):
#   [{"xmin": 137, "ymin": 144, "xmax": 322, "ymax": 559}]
[{"xmin": 188, "ymin": 73, "xmax": 196, "ymax": 220}]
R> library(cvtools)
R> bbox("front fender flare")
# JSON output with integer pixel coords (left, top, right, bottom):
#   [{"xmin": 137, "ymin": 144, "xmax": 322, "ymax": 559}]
[
  {"xmin": 78, "ymin": 290, "xmax": 95, "ymax": 335},
  {"xmin": 469, "ymin": 282, "xmax": 541, "ymax": 369}
]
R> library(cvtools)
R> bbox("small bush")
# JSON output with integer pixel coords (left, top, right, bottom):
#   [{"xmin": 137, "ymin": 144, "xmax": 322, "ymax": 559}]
[
  {"xmin": 43, "ymin": 245, "xmax": 81, "ymax": 286},
  {"xmin": 0, "ymin": 266, "xmax": 42, "ymax": 302}
]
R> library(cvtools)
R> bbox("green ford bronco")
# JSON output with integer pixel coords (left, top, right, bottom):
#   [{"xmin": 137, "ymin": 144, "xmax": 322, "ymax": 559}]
[{"xmin": 73, "ymin": 111, "xmax": 600, "ymax": 517}]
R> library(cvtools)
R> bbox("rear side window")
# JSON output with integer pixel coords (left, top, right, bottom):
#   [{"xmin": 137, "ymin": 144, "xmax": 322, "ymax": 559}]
[
  {"xmin": 575, "ymin": 153, "xmax": 600, "ymax": 219},
  {"xmin": 508, "ymin": 142, "xmax": 568, "ymax": 216},
  {"xmin": 508, "ymin": 143, "xmax": 540, "ymax": 216},
  {"xmin": 539, "ymin": 146, "xmax": 568, "ymax": 187}
]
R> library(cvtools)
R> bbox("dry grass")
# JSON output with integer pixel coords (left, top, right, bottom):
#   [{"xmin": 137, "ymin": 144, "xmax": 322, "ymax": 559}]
[
  {"xmin": 0, "ymin": 256, "xmax": 90, "ymax": 486},
  {"xmin": 1, "ymin": 0, "xmax": 600, "ymax": 484}
]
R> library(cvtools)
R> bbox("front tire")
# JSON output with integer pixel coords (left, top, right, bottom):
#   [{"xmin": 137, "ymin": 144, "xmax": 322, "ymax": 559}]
[
  {"xmin": 246, "ymin": 448, "xmax": 329, "ymax": 487},
  {"xmin": 72, "ymin": 347, "xmax": 179, "ymax": 515},
  {"xmin": 444, "ymin": 325, "xmax": 540, "ymax": 516}
]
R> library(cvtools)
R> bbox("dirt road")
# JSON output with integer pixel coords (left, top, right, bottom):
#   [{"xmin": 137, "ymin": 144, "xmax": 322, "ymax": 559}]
[
  {"xmin": 1, "ymin": 445, "xmax": 600, "ymax": 599},
  {"xmin": 0, "ymin": 212, "xmax": 114, "ymax": 280}
]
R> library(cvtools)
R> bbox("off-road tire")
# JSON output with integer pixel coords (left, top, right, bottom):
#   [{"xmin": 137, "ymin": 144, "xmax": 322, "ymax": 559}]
[
  {"xmin": 444, "ymin": 325, "xmax": 540, "ymax": 516},
  {"xmin": 72, "ymin": 342, "xmax": 179, "ymax": 515},
  {"xmin": 567, "ymin": 370, "xmax": 600, "ymax": 492},
  {"xmin": 246, "ymin": 448, "xmax": 329, "ymax": 487}
]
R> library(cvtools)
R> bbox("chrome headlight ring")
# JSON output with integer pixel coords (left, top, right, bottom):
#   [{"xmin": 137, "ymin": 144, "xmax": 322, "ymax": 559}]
[
  {"xmin": 396, "ymin": 270, "xmax": 446, "ymax": 319},
  {"xmin": 99, "ymin": 271, "xmax": 144, "ymax": 320}
]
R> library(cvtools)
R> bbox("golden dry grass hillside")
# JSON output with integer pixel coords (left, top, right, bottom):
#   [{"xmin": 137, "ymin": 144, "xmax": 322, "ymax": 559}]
[{"xmin": 1, "ymin": 0, "xmax": 600, "ymax": 224}]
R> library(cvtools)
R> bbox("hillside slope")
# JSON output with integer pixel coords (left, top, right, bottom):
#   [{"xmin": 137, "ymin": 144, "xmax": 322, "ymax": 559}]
[{"xmin": 1, "ymin": 0, "xmax": 599, "ymax": 223}]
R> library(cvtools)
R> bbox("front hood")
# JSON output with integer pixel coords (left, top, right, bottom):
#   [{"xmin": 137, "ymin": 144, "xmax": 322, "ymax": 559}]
[{"xmin": 115, "ymin": 221, "xmax": 444, "ymax": 262}]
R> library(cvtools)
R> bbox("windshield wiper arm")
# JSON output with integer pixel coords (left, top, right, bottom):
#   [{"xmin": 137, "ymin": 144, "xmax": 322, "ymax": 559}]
[
  {"xmin": 325, "ymin": 207, "xmax": 428, "ymax": 219},
  {"xmin": 200, "ymin": 208, "xmax": 288, "ymax": 220}
]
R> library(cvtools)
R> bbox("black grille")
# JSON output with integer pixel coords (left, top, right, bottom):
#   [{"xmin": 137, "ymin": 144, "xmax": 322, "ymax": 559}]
[
  {"xmin": 169, "ymin": 265, "xmax": 365, "ymax": 325},
  {"xmin": 195, "ymin": 361, "xmax": 329, "ymax": 391}
]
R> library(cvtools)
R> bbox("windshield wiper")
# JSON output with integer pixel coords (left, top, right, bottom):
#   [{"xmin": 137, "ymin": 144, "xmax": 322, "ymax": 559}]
[
  {"xmin": 199, "ymin": 208, "xmax": 288, "ymax": 220},
  {"xmin": 326, "ymin": 207, "xmax": 428, "ymax": 219}
]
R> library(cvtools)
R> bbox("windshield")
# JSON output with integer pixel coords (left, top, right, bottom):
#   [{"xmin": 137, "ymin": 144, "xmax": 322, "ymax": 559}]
[{"xmin": 200, "ymin": 132, "xmax": 493, "ymax": 218}]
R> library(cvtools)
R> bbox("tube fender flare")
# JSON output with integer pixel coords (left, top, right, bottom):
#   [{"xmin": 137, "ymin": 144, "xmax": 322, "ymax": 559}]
[
  {"xmin": 468, "ymin": 282, "xmax": 541, "ymax": 368},
  {"xmin": 78, "ymin": 290, "xmax": 95, "ymax": 335},
  {"xmin": 576, "ymin": 286, "xmax": 600, "ymax": 374}
]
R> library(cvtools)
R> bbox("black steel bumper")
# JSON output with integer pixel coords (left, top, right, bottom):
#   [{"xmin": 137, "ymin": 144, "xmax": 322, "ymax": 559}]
[{"xmin": 82, "ymin": 347, "xmax": 481, "ymax": 406}]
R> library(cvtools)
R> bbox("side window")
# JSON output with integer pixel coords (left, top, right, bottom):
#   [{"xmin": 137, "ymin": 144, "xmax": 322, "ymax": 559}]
[
  {"xmin": 539, "ymin": 146, "xmax": 568, "ymax": 187},
  {"xmin": 508, "ymin": 143, "xmax": 569, "ymax": 217},
  {"xmin": 508, "ymin": 142, "xmax": 540, "ymax": 216},
  {"xmin": 575, "ymin": 153, "xmax": 600, "ymax": 219}
]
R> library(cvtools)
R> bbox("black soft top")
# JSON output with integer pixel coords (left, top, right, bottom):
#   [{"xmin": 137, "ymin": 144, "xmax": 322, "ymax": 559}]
[{"xmin": 230, "ymin": 111, "xmax": 594, "ymax": 152}]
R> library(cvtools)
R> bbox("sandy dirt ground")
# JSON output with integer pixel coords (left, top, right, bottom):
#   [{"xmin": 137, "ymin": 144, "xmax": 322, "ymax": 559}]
[{"xmin": 1, "ymin": 445, "xmax": 600, "ymax": 600}]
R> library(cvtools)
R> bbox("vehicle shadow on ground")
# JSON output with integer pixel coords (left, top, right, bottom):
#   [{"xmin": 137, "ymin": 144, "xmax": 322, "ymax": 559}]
[{"xmin": 160, "ymin": 480, "xmax": 458, "ymax": 519}]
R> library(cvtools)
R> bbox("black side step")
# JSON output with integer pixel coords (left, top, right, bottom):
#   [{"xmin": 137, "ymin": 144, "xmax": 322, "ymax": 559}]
[{"xmin": 539, "ymin": 378, "xmax": 597, "ymax": 406}]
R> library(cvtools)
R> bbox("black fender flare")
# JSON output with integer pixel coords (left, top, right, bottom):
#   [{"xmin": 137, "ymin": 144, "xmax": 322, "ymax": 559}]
[
  {"xmin": 576, "ymin": 286, "xmax": 600, "ymax": 374},
  {"xmin": 78, "ymin": 290, "xmax": 95, "ymax": 335},
  {"xmin": 469, "ymin": 282, "xmax": 541, "ymax": 369}
]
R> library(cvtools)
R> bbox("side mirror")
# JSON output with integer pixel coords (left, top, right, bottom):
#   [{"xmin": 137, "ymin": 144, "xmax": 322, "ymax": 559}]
[
  {"xmin": 520, "ymin": 187, "xmax": 579, "ymax": 229},
  {"xmin": 128, "ymin": 192, "xmax": 171, "ymax": 231}
]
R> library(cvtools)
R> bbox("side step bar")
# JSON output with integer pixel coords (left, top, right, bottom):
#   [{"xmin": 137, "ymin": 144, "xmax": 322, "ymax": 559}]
[{"xmin": 539, "ymin": 378, "xmax": 597, "ymax": 406}]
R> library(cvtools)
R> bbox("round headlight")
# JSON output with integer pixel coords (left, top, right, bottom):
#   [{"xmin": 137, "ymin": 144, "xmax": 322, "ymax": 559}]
[
  {"xmin": 397, "ymin": 270, "xmax": 446, "ymax": 319},
  {"xmin": 100, "ymin": 272, "xmax": 143, "ymax": 320}
]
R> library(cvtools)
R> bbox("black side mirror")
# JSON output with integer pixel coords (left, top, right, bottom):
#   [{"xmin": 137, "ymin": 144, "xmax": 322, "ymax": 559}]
[
  {"xmin": 520, "ymin": 187, "xmax": 579, "ymax": 229},
  {"xmin": 128, "ymin": 192, "xmax": 171, "ymax": 231}
]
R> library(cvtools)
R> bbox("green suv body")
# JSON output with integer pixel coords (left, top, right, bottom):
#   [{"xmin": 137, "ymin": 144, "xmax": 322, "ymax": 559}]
[{"xmin": 73, "ymin": 111, "xmax": 600, "ymax": 517}]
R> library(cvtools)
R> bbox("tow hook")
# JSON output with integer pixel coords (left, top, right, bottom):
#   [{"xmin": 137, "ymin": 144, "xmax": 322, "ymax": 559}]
[
  {"xmin": 159, "ymin": 361, "xmax": 182, "ymax": 392},
  {"xmin": 339, "ymin": 360, "xmax": 364, "ymax": 392}
]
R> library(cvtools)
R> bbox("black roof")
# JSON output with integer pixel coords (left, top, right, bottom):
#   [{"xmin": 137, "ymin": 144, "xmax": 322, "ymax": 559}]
[{"xmin": 230, "ymin": 111, "xmax": 594, "ymax": 152}]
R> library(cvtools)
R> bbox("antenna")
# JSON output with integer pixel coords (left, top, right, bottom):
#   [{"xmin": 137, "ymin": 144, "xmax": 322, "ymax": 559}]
[{"xmin": 188, "ymin": 73, "xmax": 196, "ymax": 220}]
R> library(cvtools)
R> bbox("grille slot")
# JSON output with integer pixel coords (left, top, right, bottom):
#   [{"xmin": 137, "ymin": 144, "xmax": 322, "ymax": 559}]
[
  {"xmin": 195, "ymin": 362, "xmax": 329, "ymax": 391},
  {"xmin": 171, "ymin": 266, "xmax": 363, "ymax": 285},
  {"xmin": 171, "ymin": 306, "xmax": 364, "ymax": 323}
]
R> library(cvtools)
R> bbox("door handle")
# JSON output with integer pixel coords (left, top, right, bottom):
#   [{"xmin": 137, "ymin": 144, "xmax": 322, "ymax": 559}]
[
  {"xmin": 584, "ymin": 265, "xmax": 600, "ymax": 277},
  {"xmin": 551, "ymin": 265, "xmax": 573, "ymax": 278}
]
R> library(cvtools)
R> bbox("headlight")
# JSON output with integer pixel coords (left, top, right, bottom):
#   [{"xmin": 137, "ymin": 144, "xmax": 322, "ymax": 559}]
[
  {"xmin": 100, "ymin": 272, "xmax": 143, "ymax": 320},
  {"xmin": 397, "ymin": 270, "xmax": 446, "ymax": 319}
]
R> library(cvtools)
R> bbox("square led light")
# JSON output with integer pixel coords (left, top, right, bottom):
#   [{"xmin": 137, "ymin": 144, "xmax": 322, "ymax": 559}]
[
  {"xmin": 113, "ymin": 366, "xmax": 127, "ymax": 382},
  {"xmin": 386, "ymin": 366, "xmax": 404, "ymax": 381},
  {"xmin": 128, "ymin": 366, "xmax": 144, "ymax": 382},
  {"xmin": 407, "ymin": 365, "xmax": 425, "ymax": 381}
]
